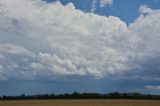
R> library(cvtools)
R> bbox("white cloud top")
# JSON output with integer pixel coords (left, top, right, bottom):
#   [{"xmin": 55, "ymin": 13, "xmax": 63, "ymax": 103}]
[{"xmin": 0, "ymin": 0, "xmax": 160, "ymax": 80}]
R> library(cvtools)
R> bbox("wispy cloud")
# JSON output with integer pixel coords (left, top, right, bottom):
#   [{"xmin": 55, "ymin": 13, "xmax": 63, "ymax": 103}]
[
  {"xmin": 145, "ymin": 86, "xmax": 160, "ymax": 90},
  {"xmin": 91, "ymin": 0, "xmax": 113, "ymax": 12},
  {"xmin": 91, "ymin": 0, "xmax": 97, "ymax": 13},
  {"xmin": 100, "ymin": 0, "xmax": 113, "ymax": 7}
]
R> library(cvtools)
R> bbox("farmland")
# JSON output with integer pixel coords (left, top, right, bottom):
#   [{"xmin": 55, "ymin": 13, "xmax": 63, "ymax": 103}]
[{"xmin": 0, "ymin": 99, "xmax": 160, "ymax": 106}]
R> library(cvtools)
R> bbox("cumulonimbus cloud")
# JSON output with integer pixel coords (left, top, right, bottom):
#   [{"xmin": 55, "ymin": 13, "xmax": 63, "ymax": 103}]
[{"xmin": 0, "ymin": 0, "xmax": 160, "ymax": 80}]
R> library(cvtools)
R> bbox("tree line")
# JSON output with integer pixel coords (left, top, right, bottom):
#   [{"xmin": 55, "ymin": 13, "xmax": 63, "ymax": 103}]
[{"xmin": 0, "ymin": 92, "xmax": 160, "ymax": 100}]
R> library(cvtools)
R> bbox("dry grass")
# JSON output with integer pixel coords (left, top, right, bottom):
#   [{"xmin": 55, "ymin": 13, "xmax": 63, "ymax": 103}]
[{"xmin": 0, "ymin": 99, "xmax": 160, "ymax": 106}]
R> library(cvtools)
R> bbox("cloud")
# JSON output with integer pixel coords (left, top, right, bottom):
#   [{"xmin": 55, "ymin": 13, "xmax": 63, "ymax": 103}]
[
  {"xmin": 0, "ymin": 64, "xmax": 6, "ymax": 80},
  {"xmin": 91, "ymin": 0, "xmax": 97, "ymax": 13},
  {"xmin": 0, "ymin": 43, "xmax": 34, "ymax": 57},
  {"xmin": 0, "ymin": 54, "xmax": 4, "ymax": 60},
  {"xmin": 139, "ymin": 5, "xmax": 153, "ymax": 14},
  {"xmin": 100, "ymin": 0, "xmax": 113, "ymax": 7},
  {"xmin": 31, "ymin": 52, "xmax": 103, "ymax": 78},
  {"xmin": 91, "ymin": 0, "xmax": 113, "ymax": 12},
  {"xmin": 145, "ymin": 86, "xmax": 160, "ymax": 90},
  {"xmin": 0, "ymin": 0, "xmax": 160, "ymax": 80}
]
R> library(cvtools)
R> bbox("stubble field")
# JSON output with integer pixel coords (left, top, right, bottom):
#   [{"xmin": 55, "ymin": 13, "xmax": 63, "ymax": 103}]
[{"xmin": 0, "ymin": 99, "xmax": 160, "ymax": 106}]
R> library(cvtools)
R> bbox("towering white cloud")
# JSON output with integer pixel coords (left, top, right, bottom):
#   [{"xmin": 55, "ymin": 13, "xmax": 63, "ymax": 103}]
[{"xmin": 0, "ymin": 0, "xmax": 160, "ymax": 80}]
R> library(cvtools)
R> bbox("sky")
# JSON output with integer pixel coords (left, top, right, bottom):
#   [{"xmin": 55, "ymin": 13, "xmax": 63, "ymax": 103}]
[{"xmin": 0, "ymin": 0, "xmax": 160, "ymax": 96}]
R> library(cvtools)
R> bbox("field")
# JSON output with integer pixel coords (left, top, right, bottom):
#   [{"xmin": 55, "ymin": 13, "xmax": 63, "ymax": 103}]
[{"xmin": 0, "ymin": 99, "xmax": 160, "ymax": 106}]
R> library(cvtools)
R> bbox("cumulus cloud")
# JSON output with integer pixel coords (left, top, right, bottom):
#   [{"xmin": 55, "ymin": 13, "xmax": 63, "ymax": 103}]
[
  {"xmin": 0, "ymin": 0, "xmax": 160, "ymax": 80},
  {"xmin": 31, "ymin": 52, "xmax": 103, "ymax": 78},
  {"xmin": 139, "ymin": 5, "xmax": 153, "ymax": 14}
]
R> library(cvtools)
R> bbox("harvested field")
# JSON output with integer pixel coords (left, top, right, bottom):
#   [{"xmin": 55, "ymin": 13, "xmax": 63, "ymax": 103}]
[{"xmin": 0, "ymin": 99, "xmax": 160, "ymax": 106}]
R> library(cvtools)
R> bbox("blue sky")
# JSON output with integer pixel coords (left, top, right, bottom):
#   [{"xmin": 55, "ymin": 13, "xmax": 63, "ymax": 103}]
[{"xmin": 0, "ymin": 0, "xmax": 160, "ymax": 96}]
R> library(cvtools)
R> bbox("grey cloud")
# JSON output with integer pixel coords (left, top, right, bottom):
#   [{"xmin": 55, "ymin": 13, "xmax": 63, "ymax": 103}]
[{"xmin": 0, "ymin": 43, "xmax": 34, "ymax": 57}]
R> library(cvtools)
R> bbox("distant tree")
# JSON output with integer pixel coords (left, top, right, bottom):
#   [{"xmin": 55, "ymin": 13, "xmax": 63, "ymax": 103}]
[
  {"xmin": 133, "ymin": 92, "xmax": 141, "ymax": 99},
  {"xmin": 20, "ymin": 93, "xmax": 26, "ymax": 98},
  {"xmin": 122, "ymin": 93, "xmax": 127, "ymax": 99},
  {"xmin": 109, "ymin": 92, "xmax": 120, "ymax": 99},
  {"xmin": 64, "ymin": 93, "xmax": 70, "ymax": 99},
  {"xmin": 0, "ymin": 92, "xmax": 160, "ymax": 100},
  {"xmin": 72, "ymin": 92, "xmax": 79, "ymax": 99},
  {"xmin": 2, "ymin": 95, "xmax": 6, "ymax": 99}
]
